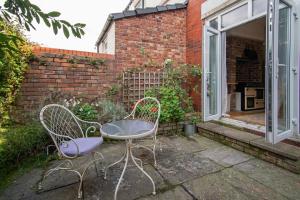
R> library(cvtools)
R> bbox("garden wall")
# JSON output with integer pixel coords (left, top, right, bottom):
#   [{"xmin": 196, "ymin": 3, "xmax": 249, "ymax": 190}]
[{"xmin": 13, "ymin": 47, "xmax": 118, "ymax": 121}]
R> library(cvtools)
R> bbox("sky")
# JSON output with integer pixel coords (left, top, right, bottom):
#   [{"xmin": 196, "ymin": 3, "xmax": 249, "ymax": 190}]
[{"xmin": 3, "ymin": 0, "xmax": 129, "ymax": 52}]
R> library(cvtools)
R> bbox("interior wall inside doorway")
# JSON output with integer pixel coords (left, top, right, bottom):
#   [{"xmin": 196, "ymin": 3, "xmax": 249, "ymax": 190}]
[
  {"xmin": 223, "ymin": 17, "xmax": 266, "ymax": 126},
  {"xmin": 226, "ymin": 36, "xmax": 265, "ymax": 110}
]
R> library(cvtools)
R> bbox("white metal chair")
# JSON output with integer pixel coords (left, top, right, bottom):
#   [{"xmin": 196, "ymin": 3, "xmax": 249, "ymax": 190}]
[
  {"xmin": 39, "ymin": 104, "xmax": 104, "ymax": 198},
  {"xmin": 125, "ymin": 97, "xmax": 161, "ymax": 166}
]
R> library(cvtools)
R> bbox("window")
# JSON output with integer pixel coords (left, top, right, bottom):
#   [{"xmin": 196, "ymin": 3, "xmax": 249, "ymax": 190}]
[
  {"xmin": 221, "ymin": 3, "xmax": 248, "ymax": 28},
  {"xmin": 209, "ymin": 18, "xmax": 218, "ymax": 29}
]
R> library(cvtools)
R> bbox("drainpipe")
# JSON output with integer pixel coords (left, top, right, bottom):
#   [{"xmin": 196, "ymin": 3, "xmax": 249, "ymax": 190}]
[{"xmin": 142, "ymin": 0, "xmax": 145, "ymax": 9}]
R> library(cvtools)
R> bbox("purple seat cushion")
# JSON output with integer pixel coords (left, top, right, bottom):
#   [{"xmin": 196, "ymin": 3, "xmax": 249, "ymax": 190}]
[{"xmin": 59, "ymin": 137, "xmax": 103, "ymax": 157}]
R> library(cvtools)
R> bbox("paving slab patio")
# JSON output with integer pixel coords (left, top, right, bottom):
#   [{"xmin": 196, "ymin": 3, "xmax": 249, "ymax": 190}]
[{"xmin": 1, "ymin": 135, "xmax": 300, "ymax": 200}]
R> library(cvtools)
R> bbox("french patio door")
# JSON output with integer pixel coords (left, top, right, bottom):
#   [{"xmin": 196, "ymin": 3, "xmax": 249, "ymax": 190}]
[
  {"xmin": 203, "ymin": 26, "xmax": 221, "ymax": 121},
  {"xmin": 266, "ymin": 0, "xmax": 294, "ymax": 144}
]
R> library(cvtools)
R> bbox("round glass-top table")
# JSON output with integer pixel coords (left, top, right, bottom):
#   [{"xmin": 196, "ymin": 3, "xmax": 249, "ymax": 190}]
[
  {"xmin": 100, "ymin": 119, "xmax": 155, "ymax": 140},
  {"xmin": 100, "ymin": 119, "xmax": 156, "ymax": 200}
]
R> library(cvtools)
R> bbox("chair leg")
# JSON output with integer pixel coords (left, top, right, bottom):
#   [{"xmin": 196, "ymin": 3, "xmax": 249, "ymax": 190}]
[
  {"xmin": 38, "ymin": 154, "xmax": 104, "ymax": 199},
  {"xmin": 152, "ymin": 144, "xmax": 157, "ymax": 167},
  {"xmin": 38, "ymin": 160, "xmax": 73, "ymax": 190}
]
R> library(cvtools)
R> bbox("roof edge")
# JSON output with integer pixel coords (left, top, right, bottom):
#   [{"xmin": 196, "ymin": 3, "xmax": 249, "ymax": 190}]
[{"xmin": 95, "ymin": 2, "xmax": 188, "ymax": 46}]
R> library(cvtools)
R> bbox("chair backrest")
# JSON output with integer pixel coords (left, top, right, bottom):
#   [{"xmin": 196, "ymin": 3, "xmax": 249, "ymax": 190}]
[
  {"xmin": 40, "ymin": 104, "xmax": 84, "ymax": 154},
  {"xmin": 131, "ymin": 97, "xmax": 161, "ymax": 128}
]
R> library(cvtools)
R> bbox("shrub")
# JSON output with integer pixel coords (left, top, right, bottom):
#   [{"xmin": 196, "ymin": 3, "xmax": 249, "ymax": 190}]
[
  {"xmin": 0, "ymin": 20, "xmax": 32, "ymax": 125},
  {"xmin": 96, "ymin": 100, "xmax": 128, "ymax": 123},
  {"xmin": 144, "ymin": 59, "xmax": 194, "ymax": 123},
  {"xmin": 146, "ymin": 86, "xmax": 192, "ymax": 123},
  {"xmin": 63, "ymin": 97, "xmax": 98, "ymax": 121},
  {"xmin": 72, "ymin": 103, "xmax": 98, "ymax": 121},
  {"xmin": 0, "ymin": 122, "xmax": 51, "ymax": 181},
  {"xmin": 63, "ymin": 97, "xmax": 128, "ymax": 123}
]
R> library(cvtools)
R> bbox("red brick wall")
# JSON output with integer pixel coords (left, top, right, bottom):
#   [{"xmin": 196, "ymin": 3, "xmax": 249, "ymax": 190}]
[
  {"xmin": 226, "ymin": 36, "xmax": 265, "ymax": 111},
  {"xmin": 186, "ymin": 0, "xmax": 204, "ymax": 111},
  {"xmin": 15, "ymin": 47, "xmax": 117, "ymax": 120},
  {"xmin": 186, "ymin": 0, "xmax": 203, "ymax": 65},
  {"xmin": 114, "ymin": 9, "xmax": 187, "ymax": 71}
]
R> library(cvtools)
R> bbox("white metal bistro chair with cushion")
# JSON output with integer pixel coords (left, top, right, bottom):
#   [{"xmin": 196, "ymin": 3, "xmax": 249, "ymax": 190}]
[
  {"xmin": 125, "ymin": 97, "xmax": 161, "ymax": 166},
  {"xmin": 39, "ymin": 104, "xmax": 104, "ymax": 198}
]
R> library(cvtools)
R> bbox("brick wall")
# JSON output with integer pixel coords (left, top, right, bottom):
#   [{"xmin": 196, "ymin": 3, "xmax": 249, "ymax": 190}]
[
  {"xmin": 186, "ymin": 0, "xmax": 204, "ymax": 111},
  {"xmin": 114, "ymin": 9, "xmax": 187, "ymax": 71},
  {"xmin": 226, "ymin": 36, "xmax": 265, "ymax": 110},
  {"xmin": 226, "ymin": 36, "xmax": 265, "ymax": 87},
  {"xmin": 14, "ymin": 47, "xmax": 117, "ymax": 121},
  {"xmin": 186, "ymin": 0, "xmax": 203, "ymax": 65}
]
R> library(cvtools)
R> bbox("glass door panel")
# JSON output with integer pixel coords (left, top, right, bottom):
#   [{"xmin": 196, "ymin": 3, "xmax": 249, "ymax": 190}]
[
  {"xmin": 277, "ymin": 3, "xmax": 290, "ymax": 133},
  {"xmin": 208, "ymin": 32, "xmax": 218, "ymax": 115},
  {"xmin": 203, "ymin": 26, "xmax": 221, "ymax": 121},
  {"xmin": 266, "ymin": 0, "xmax": 293, "ymax": 144}
]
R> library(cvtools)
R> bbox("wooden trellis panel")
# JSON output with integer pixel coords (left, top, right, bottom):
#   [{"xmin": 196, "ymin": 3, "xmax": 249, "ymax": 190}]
[{"xmin": 122, "ymin": 72, "xmax": 166, "ymax": 109}]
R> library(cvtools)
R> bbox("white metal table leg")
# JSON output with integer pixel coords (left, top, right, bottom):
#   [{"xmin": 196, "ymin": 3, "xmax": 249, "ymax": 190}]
[
  {"xmin": 114, "ymin": 142, "xmax": 129, "ymax": 200},
  {"xmin": 129, "ymin": 142, "xmax": 156, "ymax": 195},
  {"xmin": 104, "ymin": 150, "xmax": 126, "ymax": 180},
  {"xmin": 113, "ymin": 140, "xmax": 156, "ymax": 200}
]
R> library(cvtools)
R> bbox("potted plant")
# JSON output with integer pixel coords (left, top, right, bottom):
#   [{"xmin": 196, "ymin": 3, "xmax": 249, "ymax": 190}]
[{"xmin": 184, "ymin": 115, "xmax": 199, "ymax": 136}]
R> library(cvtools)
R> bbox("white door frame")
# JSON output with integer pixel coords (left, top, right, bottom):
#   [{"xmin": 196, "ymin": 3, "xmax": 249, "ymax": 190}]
[
  {"xmin": 201, "ymin": 0, "xmax": 299, "ymax": 142},
  {"xmin": 266, "ymin": 0, "xmax": 296, "ymax": 143},
  {"xmin": 202, "ymin": 26, "xmax": 222, "ymax": 121}
]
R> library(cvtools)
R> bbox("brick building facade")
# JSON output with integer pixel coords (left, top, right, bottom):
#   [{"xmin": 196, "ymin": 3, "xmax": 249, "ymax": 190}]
[
  {"xmin": 114, "ymin": 8, "xmax": 187, "ymax": 71},
  {"xmin": 18, "ymin": 0, "xmax": 205, "ymax": 117}
]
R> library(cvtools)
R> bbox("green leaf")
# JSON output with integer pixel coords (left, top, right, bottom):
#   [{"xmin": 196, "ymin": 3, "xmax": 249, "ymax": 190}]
[
  {"xmin": 60, "ymin": 20, "xmax": 71, "ymax": 27},
  {"xmin": 47, "ymin": 11, "xmax": 61, "ymax": 17},
  {"xmin": 79, "ymin": 29, "xmax": 85, "ymax": 35},
  {"xmin": 74, "ymin": 23, "xmax": 86, "ymax": 28},
  {"xmin": 24, "ymin": 23, "xmax": 30, "ymax": 31},
  {"xmin": 62, "ymin": 25, "xmax": 69, "ymax": 38},
  {"xmin": 71, "ymin": 27, "xmax": 80, "ymax": 38},
  {"xmin": 27, "ymin": 9, "xmax": 33, "ymax": 23},
  {"xmin": 41, "ymin": 15, "xmax": 51, "ymax": 27},
  {"xmin": 2, "ymin": 11, "xmax": 12, "ymax": 21},
  {"xmin": 32, "ymin": 12, "xmax": 40, "ymax": 24},
  {"xmin": 51, "ymin": 21, "xmax": 58, "ymax": 35},
  {"xmin": 30, "ymin": 4, "xmax": 41, "ymax": 11}
]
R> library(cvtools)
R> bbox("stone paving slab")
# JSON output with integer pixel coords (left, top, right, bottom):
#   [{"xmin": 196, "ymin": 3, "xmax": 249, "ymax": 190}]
[
  {"xmin": 0, "ymin": 169, "xmax": 44, "ymax": 200},
  {"xmin": 183, "ymin": 168, "xmax": 288, "ymax": 200},
  {"xmin": 83, "ymin": 165, "xmax": 166, "ymax": 200},
  {"xmin": 130, "ymin": 135, "xmax": 207, "ymax": 166},
  {"xmin": 233, "ymin": 159, "xmax": 300, "ymax": 200},
  {"xmin": 24, "ymin": 183, "xmax": 78, "ymax": 200},
  {"xmin": 158, "ymin": 136, "xmax": 206, "ymax": 154},
  {"xmin": 137, "ymin": 186, "xmax": 193, "ymax": 200},
  {"xmin": 190, "ymin": 135, "xmax": 223, "ymax": 149},
  {"xmin": 198, "ymin": 145, "xmax": 253, "ymax": 167},
  {"xmin": 156, "ymin": 152, "xmax": 224, "ymax": 185},
  {"xmin": 1, "ymin": 135, "xmax": 300, "ymax": 200}
]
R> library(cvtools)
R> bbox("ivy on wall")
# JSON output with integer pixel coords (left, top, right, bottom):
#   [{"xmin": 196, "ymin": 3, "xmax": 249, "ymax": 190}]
[{"xmin": 0, "ymin": 21, "xmax": 32, "ymax": 124}]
